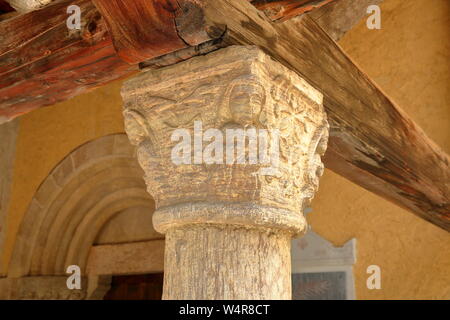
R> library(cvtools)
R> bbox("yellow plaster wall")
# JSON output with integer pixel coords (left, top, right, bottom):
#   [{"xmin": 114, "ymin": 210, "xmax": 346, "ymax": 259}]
[
  {"xmin": 309, "ymin": 0, "xmax": 450, "ymax": 299},
  {"xmin": 1, "ymin": 0, "xmax": 449, "ymax": 299},
  {"xmin": 0, "ymin": 81, "xmax": 125, "ymax": 275}
]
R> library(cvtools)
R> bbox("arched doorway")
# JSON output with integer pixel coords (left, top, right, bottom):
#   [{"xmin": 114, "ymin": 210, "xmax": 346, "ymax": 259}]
[{"xmin": 6, "ymin": 134, "xmax": 164, "ymax": 299}]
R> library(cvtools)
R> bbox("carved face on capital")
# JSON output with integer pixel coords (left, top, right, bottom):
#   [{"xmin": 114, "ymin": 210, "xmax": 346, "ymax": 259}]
[
  {"xmin": 123, "ymin": 109, "xmax": 158, "ymax": 181},
  {"xmin": 227, "ymin": 82, "xmax": 266, "ymax": 127},
  {"xmin": 303, "ymin": 126, "xmax": 329, "ymax": 205},
  {"xmin": 123, "ymin": 109, "xmax": 149, "ymax": 147}
]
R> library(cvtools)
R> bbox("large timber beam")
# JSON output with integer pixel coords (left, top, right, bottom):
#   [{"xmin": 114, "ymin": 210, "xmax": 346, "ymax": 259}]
[
  {"xmin": 0, "ymin": 0, "xmax": 370, "ymax": 121},
  {"xmin": 0, "ymin": 1, "xmax": 14, "ymax": 13},
  {"xmin": 0, "ymin": 0, "xmax": 223, "ymax": 121},
  {"xmin": 308, "ymin": 0, "xmax": 384, "ymax": 41},
  {"xmin": 0, "ymin": 0, "xmax": 137, "ymax": 121},
  {"xmin": 248, "ymin": 0, "xmax": 384, "ymax": 42},
  {"xmin": 249, "ymin": 0, "xmax": 336, "ymax": 22},
  {"xmin": 0, "ymin": 0, "xmax": 448, "ymax": 231},
  {"xmin": 180, "ymin": 0, "xmax": 449, "ymax": 230},
  {"xmin": 91, "ymin": 0, "xmax": 224, "ymax": 64}
]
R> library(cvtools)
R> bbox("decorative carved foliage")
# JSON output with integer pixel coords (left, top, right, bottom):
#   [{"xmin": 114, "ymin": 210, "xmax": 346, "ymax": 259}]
[
  {"xmin": 6, "ymin": 0, "xmax": 53, "ymax": 12},
  {"xmin": 122, "ymin": 46, "xmax": 328, "ymax": 213}
]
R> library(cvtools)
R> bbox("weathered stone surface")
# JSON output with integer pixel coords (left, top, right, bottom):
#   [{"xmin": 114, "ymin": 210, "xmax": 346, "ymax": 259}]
[
  {"xmin": 113, "ymin": 134, "xmax": 137, "ymax": 157},
  {"xmin": 0, "ymin": 276, "xmax": 87, "ymax": 300},
  {"xmin": 52, "ymin": 155, "xmax": 74, "ymax": 187},
  {"xmin": 122, "ymin": 46, "xmax": 328, "ymax": 213},
  {"xmin": 71, "ymin": 135, "xmax": 115, "ymax": 169},
  {"xmin": 34, "ymin": 175, "xmax": 60, "ymax": 208},
  {"xmin": 6, "ymin": 0, "xmax": 53, "ymax": 12},
  {"xmin": 87, "ymin": 240, "xmax": 164, "ymax": 276},
  {"xmin": 165, "ymin": 225, "xmax": 291, "ymax": 299},
  {"xmin": 8, "ymin": 134, "xmax": 153, "ymax": 278},
  {"xmin": 122, "ymin": 46, "xmax": 328, "ymax": 299},
  {"xmin": 94, "ymin": 206, "xmax": 161, "ymax": 245}
]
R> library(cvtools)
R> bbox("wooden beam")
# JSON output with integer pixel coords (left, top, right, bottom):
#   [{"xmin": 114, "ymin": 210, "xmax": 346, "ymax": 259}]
[
  {"xmin": 0, "ymin": 0, "xmax": 225, "ymax": 122},
  {"xmin": 139, "ymin": 38, "xmax": 226, "ymax": 70},
  {"xmin": 92, "ymin": 0, "xmax": 185, "ymax": 64},
  {"xmin": 0, "ymin": 0, "xmax": 16, "ymax": 22},
  {"xmin": 177, "ymin": 0, "xmax": 450, "ymax": 231},
  {"xmin": 0, "ymin": 0, "xmax": 137, "ymax": 122},
  {"xmin": 247, "ymin": 0, "xmax": 384, "ymax": 41},
  {"xmin": 308, "ymin": 0, "xmax": 384, "ymax": 41},
  {"xmin": 249, "ymin": 0, "xmax": 336, "ymax": 22},
  {"xmin": 1, "ymin": 0, "xmax": 352, "ymax": 121},
  {"xmin": 92, "ymin": 0, "xmax": 226, "ymax": 64},
  {"xmin": 0, "ymin": 0, "xmax": 14, "ymax": 13}
]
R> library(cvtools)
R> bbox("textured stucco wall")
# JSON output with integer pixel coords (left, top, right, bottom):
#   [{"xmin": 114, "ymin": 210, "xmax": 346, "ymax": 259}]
[
  {"xmin": 1, "ymin": 0, "xmax": 449, "ymax": 299},
  {"xmin": 309, "ymin": 0, "xmax": 450, "ymax": 299},
  {"xmin": 0, "ymin": 119, "xmax": 19, "ymax": 276},
  {"xmin": 0, "ymin": 81, "xmax": 125, "ymax": 276}
]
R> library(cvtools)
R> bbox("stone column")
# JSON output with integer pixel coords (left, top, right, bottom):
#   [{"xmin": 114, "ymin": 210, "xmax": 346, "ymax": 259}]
[{"xmin": 121, "ymin": 46, "xmax": 328, "ymax": 300}]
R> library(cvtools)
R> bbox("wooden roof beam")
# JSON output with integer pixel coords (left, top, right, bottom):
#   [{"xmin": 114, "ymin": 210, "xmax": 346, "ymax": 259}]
[
  {"xmin": 91, "ymin": 0, "xmax": 225, "ymax": 64},
  {"xmin": 0, "ymin": 0, "xmax": 224, "ymax": 121},
  {"xmin": 248, "ymin": 0, "xmax": 385, "ymax": 41},
  {"xmin": 174, "ymin": 0, "xmax": 450, "ymax": 230},
  {"xmin": 308, "ymin": 0, "xmax": 384, "ymax": 41},
  {"xmin": 0, "ymin": 0, "xmax": 377, "ymax": 121},
  {"xmin": 249, "ymin": 0, "xmax": 337, "ymax": 22},
  {"xmin": 0, "ymin": 0, "xmax": 136, "ymax": 121}
]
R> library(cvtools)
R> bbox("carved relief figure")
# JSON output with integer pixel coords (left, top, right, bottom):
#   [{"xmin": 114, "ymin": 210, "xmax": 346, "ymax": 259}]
[{"xmin": 122, "ymin": 47, "xmax": 328, "ymax": 213}]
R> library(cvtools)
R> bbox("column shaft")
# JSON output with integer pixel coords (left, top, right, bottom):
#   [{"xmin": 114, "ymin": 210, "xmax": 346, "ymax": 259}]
[{"xmin": 164, "ymin": 225, "xmax": 291, "ymax": 299}]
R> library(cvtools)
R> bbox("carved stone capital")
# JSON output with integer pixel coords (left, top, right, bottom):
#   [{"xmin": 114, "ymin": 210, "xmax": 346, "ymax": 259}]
[
  {"xmin": 122, "ymin": 46, "xmax": 328, "ymax": 231},
  {"xmin": 154, "ymin": 202, "xmax": 306, "ymax": 237},
  {"xmin": 121, "ymin": 46, "xmax": 328, "ymax": 300}
]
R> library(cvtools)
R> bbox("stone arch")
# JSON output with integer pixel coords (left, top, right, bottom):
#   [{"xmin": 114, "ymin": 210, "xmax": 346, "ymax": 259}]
[{"xmin": 8, "ymin": 134, "xmax": 154, "ymax": 278}]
